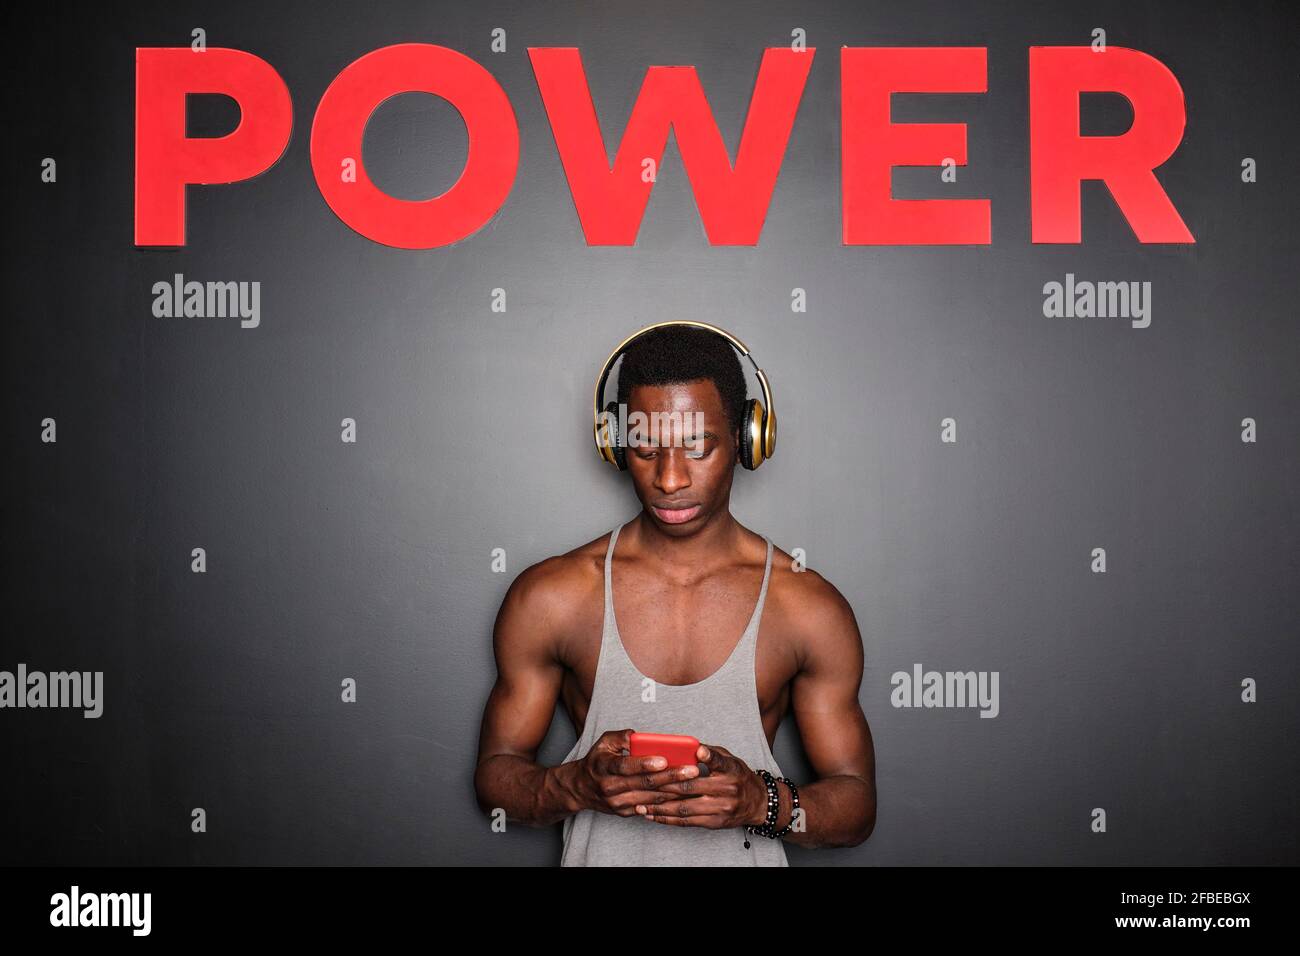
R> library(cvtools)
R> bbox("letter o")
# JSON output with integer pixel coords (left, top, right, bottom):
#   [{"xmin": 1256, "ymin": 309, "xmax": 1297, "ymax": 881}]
[{"xmin": 310, "ymin": 43, "xmax": 519, "ymax": 248}]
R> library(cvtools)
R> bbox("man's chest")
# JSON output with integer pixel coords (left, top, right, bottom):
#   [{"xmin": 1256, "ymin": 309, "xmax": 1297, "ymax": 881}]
[{"xmin": 559, "ymin": 574, "xmax": 801, "ymax": 729}]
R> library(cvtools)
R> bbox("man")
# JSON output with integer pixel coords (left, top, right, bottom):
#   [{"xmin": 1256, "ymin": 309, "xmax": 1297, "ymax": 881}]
[{"xmin": 474, "ymin": 324, "xmax": 876, "ymax": 865}]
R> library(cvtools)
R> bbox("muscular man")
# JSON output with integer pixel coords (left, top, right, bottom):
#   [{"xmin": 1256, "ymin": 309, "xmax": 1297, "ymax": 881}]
[{"xmin": 474, "ymin": 324, "xmax": 876, "ymax": 865}]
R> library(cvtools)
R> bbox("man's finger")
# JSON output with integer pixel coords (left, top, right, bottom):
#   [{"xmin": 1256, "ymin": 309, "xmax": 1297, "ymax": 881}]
[
  {"xmin": 643, "ymin": 796, "xmax": 724, "ymax": 819},
  {"xmin": 644, "ymin": 808, "xmax": 727, "ymax": 827},
  {"xmin": 611, "ymin": 787, "xmax": 707, "ymax": 812},
  {"xmin": 697, "ymin": 743, "xmax": 736, "ymax": 770},
  {"xmin": 607, "ymin": 753, "xmax": 700, "ymax": 778},
  {"xmin": 644, "ymin": 776, "xmax": 727, "ymax": 798},
  {"xmin": 609, "ymin": 753, "xmax": 667, "ymax": 775},
  {"xmin": 602, "ymin": 762, "xmax": 701, "ymax": 794},
  {"xmin": 599, "ymin": 728, "xmax": 635, "ymax": 754}
]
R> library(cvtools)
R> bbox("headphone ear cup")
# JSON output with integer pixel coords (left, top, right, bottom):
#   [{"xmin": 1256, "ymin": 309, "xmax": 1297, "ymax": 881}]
[
  {"xmin": 762, "ymin": 404, "xmax": 776, "ymax": 461},
  {"xmin": 596, "ymin": 401, "xmax": 615, "ymax": 466},
  {"xmin": 738, "ymin": 399, "xmax": 761, "ymax": 470},
  {"xmin": 750, "ymin": 399, "xmax": 768, "ymax": 469},
  {"xmin": 604, "ymin": 401, "xmax": 628, "ymax": 471}
]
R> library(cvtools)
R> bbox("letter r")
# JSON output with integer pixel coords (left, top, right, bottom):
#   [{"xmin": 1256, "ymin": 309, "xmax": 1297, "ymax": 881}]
[{"xmin": 1029, "ymin": 46, "xmax": 1193, "ymax": 243}]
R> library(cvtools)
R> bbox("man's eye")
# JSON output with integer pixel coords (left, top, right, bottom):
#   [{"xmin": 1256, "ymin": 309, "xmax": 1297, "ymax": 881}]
[{"xmin": 685, "ymin": 447, "xmax": 710, "ymax": 460}]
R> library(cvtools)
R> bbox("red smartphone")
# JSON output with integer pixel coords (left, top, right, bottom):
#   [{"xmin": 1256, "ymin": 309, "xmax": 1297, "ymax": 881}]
[{"xmin": 628, "ymin": 732, "xmax": 701, "ymax": 769}]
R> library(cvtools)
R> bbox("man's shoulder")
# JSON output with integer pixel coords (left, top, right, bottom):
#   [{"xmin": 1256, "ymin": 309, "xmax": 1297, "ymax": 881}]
[
  {"xmin": 764, "ymin": 541, "xmax": 861, "ymax": 647},
  {"xmin": 497, "ymin": 529, "xmax": 610, "ymax": 625}
]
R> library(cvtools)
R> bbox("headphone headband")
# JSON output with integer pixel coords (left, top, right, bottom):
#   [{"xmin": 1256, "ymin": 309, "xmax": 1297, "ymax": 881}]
[{"xmin": 592, "ymin": 320, "xmax": 776, "ymax": 468}]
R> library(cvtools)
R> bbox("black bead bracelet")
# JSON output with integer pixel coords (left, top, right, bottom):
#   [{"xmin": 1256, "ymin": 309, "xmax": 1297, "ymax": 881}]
[
  {"xmin": 771, "ymin": 776, "xmax": 800, "ymax": 838},
  {"xmin": 743, "ymin": 768, "xmax": 785, "ymax": 848}
]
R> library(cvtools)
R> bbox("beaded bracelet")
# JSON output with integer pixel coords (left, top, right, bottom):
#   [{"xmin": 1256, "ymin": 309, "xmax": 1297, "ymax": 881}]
[
  {"xmin": 743, "ymin": 768, "xmax": 783, "ymax": 848},
  {"xmin": 771, "ymin": 776, "xmax": 800, "ymax": 838}
]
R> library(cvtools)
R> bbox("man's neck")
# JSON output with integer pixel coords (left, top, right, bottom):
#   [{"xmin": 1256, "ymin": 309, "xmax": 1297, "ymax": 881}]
[{"xmin": 625, "ymin": 508, "xmax": 753, "ymax": 580}]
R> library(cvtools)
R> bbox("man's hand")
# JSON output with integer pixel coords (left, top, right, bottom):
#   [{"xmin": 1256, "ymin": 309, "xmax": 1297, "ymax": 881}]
[
  {"xmin": 639, "ymin": 743, "xmax": 771, "ymax": 829},
  {"xmin": 566, "ymin": 729, "xmax": 703, "ymax": 817}
]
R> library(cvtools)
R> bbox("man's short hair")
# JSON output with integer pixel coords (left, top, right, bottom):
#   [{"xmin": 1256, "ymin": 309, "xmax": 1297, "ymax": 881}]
[{"xmin": 615, "ymin": 325, "xmax": 749, "ymax": 442}]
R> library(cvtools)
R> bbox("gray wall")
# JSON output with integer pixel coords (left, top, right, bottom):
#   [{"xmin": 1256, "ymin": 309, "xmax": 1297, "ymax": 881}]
[{"xmin": 4, "ymin": 0, "xmax": 1297, "ymax": 865}]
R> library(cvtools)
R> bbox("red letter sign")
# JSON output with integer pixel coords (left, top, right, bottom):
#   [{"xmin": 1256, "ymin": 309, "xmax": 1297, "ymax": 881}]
[
  {"xmin": 135, "ymin": 47, "xmax": 292, "ymax": 246},
  {"xmin": 311, "ymin": 44, "xmax": 519, "ymax": 249},
  {"xmin": 1030, "ymin": 46, "xmax": 1193, "ymax": 243},
  {"xmin": 842, "ymin": 47, "xmax": 990, "ymax": 245},
  {"xmin": 529, "ymin": 47, "xmax": 814, "ymax": 245}
]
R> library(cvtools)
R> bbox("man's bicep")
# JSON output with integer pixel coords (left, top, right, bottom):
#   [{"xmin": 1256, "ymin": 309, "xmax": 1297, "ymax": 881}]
[
  {"xmin": 789, "ymin": 580, "xmax": 875, "ymax": 782},
  {"xmin": 475, "ymin": 564, "xmax": 568, "ymax": 765}
]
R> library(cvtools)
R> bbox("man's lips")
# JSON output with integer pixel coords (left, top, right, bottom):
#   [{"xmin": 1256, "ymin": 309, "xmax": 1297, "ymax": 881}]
[{"xmin": 650, "ymin": 504, "xmax": 702, "ymax": 525}]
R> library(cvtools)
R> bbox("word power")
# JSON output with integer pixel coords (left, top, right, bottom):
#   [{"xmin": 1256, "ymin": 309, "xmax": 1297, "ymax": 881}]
[{"xmin": 135, "ymin": 44, "xmax": 1193, "ymax": 249}]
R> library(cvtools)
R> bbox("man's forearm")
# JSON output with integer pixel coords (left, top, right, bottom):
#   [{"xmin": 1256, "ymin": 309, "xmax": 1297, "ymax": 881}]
[
  {"xmin": 475, "ymin": 754, "xmax": 587, "ymax": 827},
  {"xmin": 761, "ymin": 773, "xmax": 875, "ymax": 849}
]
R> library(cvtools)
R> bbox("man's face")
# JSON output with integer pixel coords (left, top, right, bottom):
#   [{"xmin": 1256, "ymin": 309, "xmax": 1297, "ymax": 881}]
[{"xmin": 624, "ymin": 379, "xmax": 738, "ymax": 535}]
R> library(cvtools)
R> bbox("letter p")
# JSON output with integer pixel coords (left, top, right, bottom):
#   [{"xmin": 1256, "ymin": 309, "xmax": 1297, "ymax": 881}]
[{"xmin": 135, "ymin": 48, "xmax": 292, "ymax": 246}]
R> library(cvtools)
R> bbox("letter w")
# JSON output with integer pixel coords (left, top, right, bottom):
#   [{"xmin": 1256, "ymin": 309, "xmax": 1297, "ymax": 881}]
[{"xmin": 527, "ymin": 47, "xmax": 814, "ymax": 245}]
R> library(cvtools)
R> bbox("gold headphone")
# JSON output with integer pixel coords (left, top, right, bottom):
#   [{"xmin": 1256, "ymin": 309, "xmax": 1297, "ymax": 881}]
[{"xmin": 593, "ymin": 320, "xmax": 777, "ymax": 471}]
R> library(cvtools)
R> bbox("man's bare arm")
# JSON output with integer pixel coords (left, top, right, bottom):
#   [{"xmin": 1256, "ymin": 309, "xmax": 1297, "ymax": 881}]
[
  {"xmin": 774, "ymin": 572, "xmax": 877, "ymax": 848},
  {"xmin": 473, "ymin": 559, "xmax": 702, "ymax": 827},
  {"xmin": 473, "ymin": 560, "xmax": 586, "ymax": 827}
]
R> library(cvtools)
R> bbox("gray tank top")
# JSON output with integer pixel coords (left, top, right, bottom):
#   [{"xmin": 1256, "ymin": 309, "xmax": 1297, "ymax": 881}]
[{"xmin": 560, "ymin": 522, "xmax": 788, "ymax": 866}]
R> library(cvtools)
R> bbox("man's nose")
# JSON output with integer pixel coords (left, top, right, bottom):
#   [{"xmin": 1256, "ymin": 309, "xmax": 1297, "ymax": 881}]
[{"xmin": 654, "ymin": 449, "xmax": 692, "ymax": 494}]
